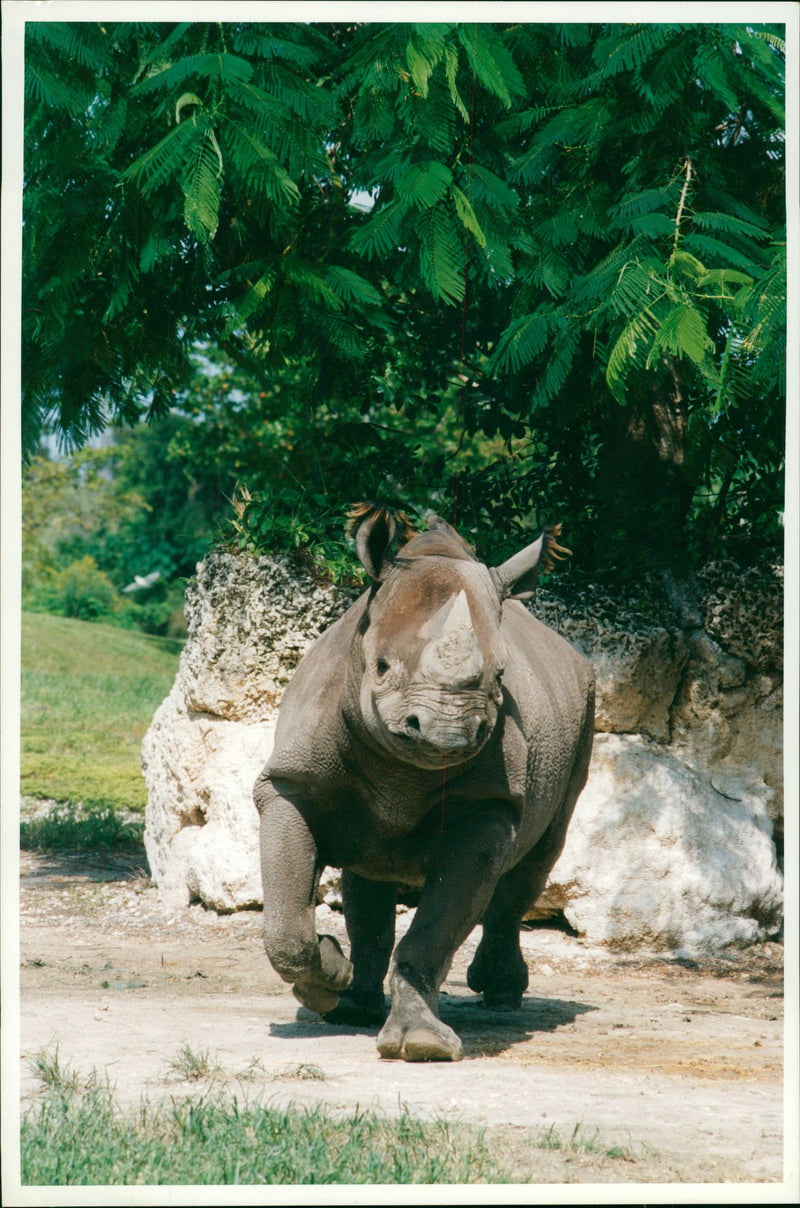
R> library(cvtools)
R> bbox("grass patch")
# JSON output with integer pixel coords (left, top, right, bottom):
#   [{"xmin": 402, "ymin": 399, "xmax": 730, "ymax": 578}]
[
  {"xmin": 536, "ymin": 1121, "xmax": 636, "ymax": 1162},
  {"xmin": 28, "ymin": 1047, "xmax": 86, "ymax": 1096},
  {"xmin": 165, "ymin": 1044, "xmax": 221, "ymax": 1083},
  {"xmin": 272, "ymin": 1063, "xmax": 328, "ymax": 1082},
  {"xmin": 21, "ymin": 612, "xmax": 182, "ymax": 812},
  {"xmin": 22, "ymin": 1066, "xmax": 508, "ymax": 1185},
  {"xmin": 20, "ymin": 803, "xmax": 144, "ymax": 854}
]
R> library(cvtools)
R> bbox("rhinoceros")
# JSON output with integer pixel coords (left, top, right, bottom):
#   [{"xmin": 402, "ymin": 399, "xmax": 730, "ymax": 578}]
[{"xmin": 254, "ymin": 505, "xmax": 595, "ymax": 1061}]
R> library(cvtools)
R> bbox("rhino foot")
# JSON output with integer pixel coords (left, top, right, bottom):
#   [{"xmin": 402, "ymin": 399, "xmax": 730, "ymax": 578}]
[
  {"xmin": 290, "ymin": 934, "xmax": 353, "ymax": 1015},
  {"xmin": 481, "ymin": 988, "xmax": 524, "ymax": 1010},
  {"xmin": 292, "ymin": 981, "xmax": 340, "ymax": 1014},
  {"xmin": 466, "ymin": 936, "xmax": 528, "ymax": 1010},
  {"xmin": 377, "ymin": 1014, "xmax": 463, "ymax": 1062},
  {"xmin": 323, "ymin": 989, "xmax": 388, "ymax": 1027}
]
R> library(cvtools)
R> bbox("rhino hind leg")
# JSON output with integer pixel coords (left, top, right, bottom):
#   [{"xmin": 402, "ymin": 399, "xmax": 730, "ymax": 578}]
[
  {"xmin": 466, "ymin": 922, "xmax": 529, "ymax": 1009},
  {"xmin": 467, "ymin": 845, "xmax": 559, "ymax": 1009},
  {"xmin": 471, "ymin": 706, "xmax": 594, "ymax": 1009},
  {"xmin": 323, "ymin": 871, "xmax": 395, "ymax": 1027}
]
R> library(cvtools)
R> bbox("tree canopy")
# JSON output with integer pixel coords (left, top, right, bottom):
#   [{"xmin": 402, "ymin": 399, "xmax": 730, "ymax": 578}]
[{"xmin": 23, "ymin": 19, "xmax": 786, "ymax": 578}]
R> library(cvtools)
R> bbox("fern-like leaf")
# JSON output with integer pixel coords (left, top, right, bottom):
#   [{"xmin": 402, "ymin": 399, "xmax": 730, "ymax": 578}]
[
  {"xmin": 443, "ymin": 43, "xmax": 469, "ymax": 122},
  {"xmin": 134, "ymin": 52, "xmax": 254, "ymax": 95},
  {"xmin": 682, "ymin": 233, "xmax": 762, "ymax": 276},
  {"xmin": 457, "ymin": 24, "xmax": 525, "ymax": 109},
  {"xmin": 349, "ymin": 200, "xmax": 409, "ymax": 259},
  {"xmin": 691, "ymin": 211, "xmax": 770, "ymax": 240},
  {"xmin": 183, "ymin": 127, "xmax": 223, "ymax": 242},
  {"xmin": 395, "ymin": 161, "xmax": 453, "ymax": 209},
  {"xmin": 605, "ymin": 308, "xmax": 660, "ymax": 398},
  {"xmin": 488, "ymin": 310, "xmax": 553, "ymax": 376},
  {"xmin": 647, "ymin": 303, "xmax": 715, "ymax": 368},
  {"xmin": 320, "ymin": 312, "xmax": 369, "ymax": 362},
  {"xmin": 531, "ymin": 322, "xmax": 580, "ymax": 408},
  {"xmin": 25, "ymin": 61, "xmax": 88, "ymax": 116},
  {"xmin": 405, "ymin": 27, "xmax": 447, "ymax": 97},
  {"xmin": 590, "ymin": 24, "xmax": 676, "ymax": 77},
  {"xmin": 284, "ymin": 263, "xmax": 345, "ymax": 312},
  {"xmin": 468, "ymin": 164, "xmax": 519, "ymax": 214},
  {"xmin": 324, "ymin": 266, "xmax": 383, "ymax": 308},
  {"xmin": 221, "ymin": 121, "xmax": 301, "ymax": 206},
  {"xmin": 230, "ymin": 27, "xmax": 324, "ymax": 69},
  {"xmin": 222, "ymin": 267, "xmax": 276, "ymax": 337},
  {"xmin": 608, "ymin": 259, "xmax": 664, "ymax": 321},
  {"xmin": 522, "ymin": 245, "xmax": 571, "ymax": 298},
  {"xmin": 692, "ymin": 44, "xmax": 739, "ymax": 113},
  {"xmin": 417, "ymin": 208, "xmax": 466, "ymax": 304},
  {"xmin": 452, "ymin": 186, "xmax": 487, "ymax": 249},
  {"xmin": 120, "ymin": 120, "xmax": 198, "ymax": 196}
]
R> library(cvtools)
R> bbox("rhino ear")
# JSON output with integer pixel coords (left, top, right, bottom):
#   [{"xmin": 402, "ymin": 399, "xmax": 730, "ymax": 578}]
[
  {"xmin": 489, "ymin": 523, "xmax": 572, "ymax": 601},
  {"xmin": 348, "ymin": 502, "xmax": 396, "ymax": 581}
]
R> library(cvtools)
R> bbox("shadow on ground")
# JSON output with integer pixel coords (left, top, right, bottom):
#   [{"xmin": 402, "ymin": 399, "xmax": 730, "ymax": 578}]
[
  {"xmin": 271, "ymin": 994, "xmax": 596, "ymax": 1059},
  {"xmin": 20, "ymin": 849, "xmax": 149, "ymax": 886}
]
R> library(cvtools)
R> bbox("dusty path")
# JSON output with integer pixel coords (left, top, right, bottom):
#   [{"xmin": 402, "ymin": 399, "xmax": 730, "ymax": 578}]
[{"xmin": 19, "ymin": 849, "xmax": 786, "ymax": 1186}]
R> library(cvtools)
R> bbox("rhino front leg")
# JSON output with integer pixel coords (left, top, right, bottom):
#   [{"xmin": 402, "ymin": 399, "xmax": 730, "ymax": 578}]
[
  {"xmin": 323, "ymin": 871, "xmax": 395, "ymax": 1026},
  {"xmin": 378, "ymin": 803, "xmax": 517, "ymax": 1062},
  {"xmin": 255, "ymin": 776, "xmax": 353, "ymax": 1013}
]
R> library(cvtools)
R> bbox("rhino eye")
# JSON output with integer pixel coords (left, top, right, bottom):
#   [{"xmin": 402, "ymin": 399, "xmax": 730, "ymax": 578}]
[{"xmin": 376, "ymin": 658, "xmax": 390, "ymax": 677}]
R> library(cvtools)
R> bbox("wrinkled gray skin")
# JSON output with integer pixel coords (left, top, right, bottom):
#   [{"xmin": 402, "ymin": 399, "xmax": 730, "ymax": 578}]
[{"xmin": 254, "ymin": 510, "xmax": 595, "ymax": 1062}]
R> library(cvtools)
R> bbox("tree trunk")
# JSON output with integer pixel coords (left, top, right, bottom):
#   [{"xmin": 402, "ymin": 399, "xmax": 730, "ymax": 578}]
[{"xmin": 596, "ymin": 360, "xmax": 691, "ymax": 572}]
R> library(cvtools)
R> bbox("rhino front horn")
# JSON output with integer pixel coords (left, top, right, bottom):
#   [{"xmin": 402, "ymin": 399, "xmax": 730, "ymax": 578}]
[{"xmin": 418, "ymin": 590, "xmax": 484, "ymax": 685}]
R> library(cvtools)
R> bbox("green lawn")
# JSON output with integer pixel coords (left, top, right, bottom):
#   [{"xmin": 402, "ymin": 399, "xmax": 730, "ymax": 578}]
[
  {"xmin": 21, "ymin": 1078, "xmax": 506, "ymax": 1185},
  {"xmin": 20, "ymin": 612, "xmax": 183, "ymax": 813}
]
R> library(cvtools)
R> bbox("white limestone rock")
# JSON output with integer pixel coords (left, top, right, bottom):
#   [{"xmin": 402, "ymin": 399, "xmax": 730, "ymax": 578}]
[
  {"xmin": 141, "ymin": 548, "xmax": 357, "ymax": 910},
  {"xmin": 141, "ymin": 688, "xmax": 275, "ymax": 910},
  {"xmin": 545, "ymin": 734, "xmax": 783, "ymax": 951},
  {"xmin": 180, "ymin": 549, "xmax": 356, "ymax": 720}
]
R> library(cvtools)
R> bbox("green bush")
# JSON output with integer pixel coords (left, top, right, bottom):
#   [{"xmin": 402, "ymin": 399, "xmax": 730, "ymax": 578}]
[
  {"xmin": 33, "ymin": 556, "xmax": 121, "ymax": 622},
  {"xmin": 20, "ymin": 804, "xmax": 144, "ymax": 854},
  {"xmin": 229, "ymin": 486, "xmax": 370, "ymax": 587}
]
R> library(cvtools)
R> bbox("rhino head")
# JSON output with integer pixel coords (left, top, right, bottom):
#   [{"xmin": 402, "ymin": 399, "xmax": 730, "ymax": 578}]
[{"xmin": 348, "ymin": 505, "xmax": 569, "ymax": 770}]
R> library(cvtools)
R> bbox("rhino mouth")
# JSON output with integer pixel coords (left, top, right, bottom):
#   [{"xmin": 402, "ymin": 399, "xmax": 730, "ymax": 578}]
[{"xmin": 386, "ymin": 715, "xmax": 490, "ymax": 768}]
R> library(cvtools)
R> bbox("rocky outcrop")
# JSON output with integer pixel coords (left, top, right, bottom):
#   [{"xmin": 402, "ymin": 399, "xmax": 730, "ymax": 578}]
[
  {"xmin": 529, "ymin": 566, "xmax": 783, "ymax": 949},
  {"xmin": 543, "ymin": 733, "xmax": 781, "ymax": 950},
  {"xmin": 142, "ymin": 548, "xmax": 783, "ymax": 950},
  {"xmin": 142, "ymin": 551, "xmax": 358, "ymax": 911}
]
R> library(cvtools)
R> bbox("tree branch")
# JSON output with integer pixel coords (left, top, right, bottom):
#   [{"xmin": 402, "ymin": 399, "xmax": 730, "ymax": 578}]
[{"xmin": 672, "ymin": 157, "xmax": 693, "ymax": 256}]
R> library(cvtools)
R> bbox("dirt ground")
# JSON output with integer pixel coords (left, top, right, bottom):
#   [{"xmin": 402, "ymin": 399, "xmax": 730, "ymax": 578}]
[{"xmin": 18, "ymin": 847, "xmax": 787, "ymax": 1188}]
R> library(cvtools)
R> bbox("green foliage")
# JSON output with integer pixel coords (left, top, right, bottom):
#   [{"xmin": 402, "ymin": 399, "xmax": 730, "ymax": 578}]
[
  {"xmin": 229, "ymin": 487, "xmax": 362, "ymax": 586},
  {"xmin": 31, "ymin": 555, "xmax": 120, "ymax": 622},
  {"xmin": 22, "ymin": 422, "xmax": 223, "ymax": 634},
  {"xmin": 20, "ymin": 803, "xmax": 144, "ymax": 854},
  {"xmin": 21, "ymin": 612, "xmax": 182, "ymax": 812},
  {"xmin": 22, "ymin": 1075, "xmax": 506, "ymax": 1185},
  {"xmin": 22, "ymin": 20, "xmax": 786, "ymax": 578}
]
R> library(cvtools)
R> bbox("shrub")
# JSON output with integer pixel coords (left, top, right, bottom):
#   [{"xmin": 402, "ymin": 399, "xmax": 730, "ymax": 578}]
[{"xmin": 33, "ymin": 556, "xmax": 121, "ymax": 622}]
